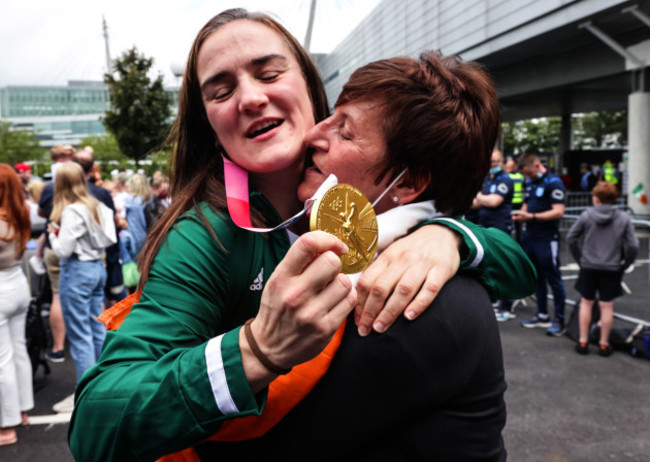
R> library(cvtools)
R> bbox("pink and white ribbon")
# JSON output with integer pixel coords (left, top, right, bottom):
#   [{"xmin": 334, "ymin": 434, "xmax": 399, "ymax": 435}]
[{"xmin": 223, "ymin": 156, "xmax": 336, "ymax": 233}]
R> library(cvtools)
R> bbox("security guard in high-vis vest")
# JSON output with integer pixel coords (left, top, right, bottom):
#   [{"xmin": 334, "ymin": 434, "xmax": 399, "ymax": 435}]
[
  {"xmin": 512, "ymin": 153, "xmax": 567, "ymax": 337},
  {"xmin": 602, "ymin": 160, "xmax": 619, "ymax": 186},
  {"xmin": 505, "ymin": 158, "xmax": 525, "ymax": 242}
]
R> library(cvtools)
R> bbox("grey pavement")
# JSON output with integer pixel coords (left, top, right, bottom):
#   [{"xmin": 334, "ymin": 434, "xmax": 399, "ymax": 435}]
[
  {"xmin": 2, "ymin": 233, "xmax": 649, "ymax": 462},
  {"xmin": 501, "ymin": 232, "xmax": 650, "ymax": 462}
]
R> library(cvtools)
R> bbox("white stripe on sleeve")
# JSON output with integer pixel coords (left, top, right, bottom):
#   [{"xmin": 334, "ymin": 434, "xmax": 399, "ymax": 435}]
[
  {"xmin": 434, "ymin": 218, "xmax": 485, "ymax": 268},
  {"xmin": 205, "ymin": 335, "xmax": 239, "ymax": 415}
]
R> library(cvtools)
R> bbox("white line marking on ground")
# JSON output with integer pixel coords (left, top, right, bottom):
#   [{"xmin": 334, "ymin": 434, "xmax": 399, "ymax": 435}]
[{"xmin": 26, "ymin": 413, "xmax": 72, "ymax": 425}]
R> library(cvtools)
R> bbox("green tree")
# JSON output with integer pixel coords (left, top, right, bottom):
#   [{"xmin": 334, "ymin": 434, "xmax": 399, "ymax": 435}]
[
  {"xmin": 146, "ymin": 148, "xmax": 171, "ymax": 177},
  {"xmin": 103, "ymin": 47, "xmax": 172, "ymax": 166},
  {"xmin": 502, "ymin": 117, "xmax": 562, "ymax": 156},
  {"xmin": 572, "ymin": 110, "xmax": 627, "ymax": 148},
  {"xmin": 0, "ymin": 120, "xmax": 46, "ymax": 170}
]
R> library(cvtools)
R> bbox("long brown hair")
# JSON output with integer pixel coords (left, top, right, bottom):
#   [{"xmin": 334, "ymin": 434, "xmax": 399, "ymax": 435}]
[
  {"xmin": 50, "ymin": 162, "xmax": 101, "ymax": 225},
  {"xmin": 137, "ymin": 8, "xmax": 329, "ymax": 291},
  {"xmin": 0, "ymin": 164, "xmax": 30, "ymax": 258},
  {"xmin": 336, "ymin": 51, "xmax": 500, "ymax": 215}
]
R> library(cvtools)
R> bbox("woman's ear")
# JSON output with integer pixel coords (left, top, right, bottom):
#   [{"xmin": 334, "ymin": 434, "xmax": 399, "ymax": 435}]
[{"xmin": 394, "ymin": 172, "xmax": 430, "ymax": 204}]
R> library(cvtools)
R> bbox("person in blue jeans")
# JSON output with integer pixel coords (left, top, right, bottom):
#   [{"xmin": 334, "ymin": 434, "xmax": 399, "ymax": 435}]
[
  {"xmin": 48, "ymin": 163, "xmax": 117, "ymax": 400},
  {"xmin": 513, "ymin": 153, "xmax": 567, "ymax": 336}
]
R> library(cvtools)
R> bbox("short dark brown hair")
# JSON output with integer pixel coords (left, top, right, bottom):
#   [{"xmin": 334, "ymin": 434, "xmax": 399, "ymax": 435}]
[
  {"xmin": 517, "ymin": 153, "xmax": 540, "ymax": 170},
  {"xmin": 592, "ymin": 181, "xmax": 618, "ymax": 204},
  {"xmin": 50, "ymin": 145, "xmax": 69, "ymax": 162},
  {"xmin": 336, "ymin": 51, "xmax": 500, "ymax": 214}
]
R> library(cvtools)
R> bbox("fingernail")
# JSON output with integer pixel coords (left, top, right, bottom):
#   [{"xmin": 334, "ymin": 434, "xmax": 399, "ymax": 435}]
[
  {"xmin": 373, "ymin": 321, "xmax": 386, "ymax": 333},
  {"xmin": 405, "ymin": 310, "xmax": 416, "ymax": 320},
  {"xmin": 358, "ymin": 325, "xmax": 370, "ymax": 337},
  {"xmin": 354, "ymin": 313, "xmax": 361, "ymax": 326}
]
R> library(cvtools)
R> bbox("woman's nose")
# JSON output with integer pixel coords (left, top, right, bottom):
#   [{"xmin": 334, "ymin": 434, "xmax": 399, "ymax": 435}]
[
  {"xmin": 238, "ymin": 79, "xmax": 269, "ymax": 113},
  {"xmin": 304, "ymin": 121, "xmax": 330, "ymax": 152}
]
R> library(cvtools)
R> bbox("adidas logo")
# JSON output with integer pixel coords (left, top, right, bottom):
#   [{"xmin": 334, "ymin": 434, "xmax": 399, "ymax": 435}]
[{"xmin": 250, "ymin": 268, "xmax": 264, "ymax": 291}]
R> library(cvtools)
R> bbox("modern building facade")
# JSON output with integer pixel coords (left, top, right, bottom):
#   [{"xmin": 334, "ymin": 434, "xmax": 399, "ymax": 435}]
[
  {"xmin": 0, "ymin": 80, "xmax": 178, "ymax": 148},
  {"xmin": 315, "ymin": 0, "xmax": 650, "ymax": 215}
]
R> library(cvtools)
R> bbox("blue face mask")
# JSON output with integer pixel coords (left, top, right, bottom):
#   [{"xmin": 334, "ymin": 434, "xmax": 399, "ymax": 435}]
[{"xmin": 489, "ymin": 167, "xmax": 501, "ymax": 175}]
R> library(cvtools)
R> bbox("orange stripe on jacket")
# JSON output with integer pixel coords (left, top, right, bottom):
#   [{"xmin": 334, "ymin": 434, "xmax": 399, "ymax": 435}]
[
  {"xmin": 99, "ymin": 292, "xmax": 345, "ymax": 461},
  {"xmin": 97, "ymin": 292, "xmax": 141, "ymax": 330}
]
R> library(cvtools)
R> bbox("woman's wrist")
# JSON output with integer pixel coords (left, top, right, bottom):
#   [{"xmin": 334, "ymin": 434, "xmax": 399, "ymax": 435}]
[
  {"xmin": 244, "ymin": 319, "xmax": 291, "ymax": 375},
  {"xmin": 238, "ymin": 324, "xmax": 280, "ymax": 394}
]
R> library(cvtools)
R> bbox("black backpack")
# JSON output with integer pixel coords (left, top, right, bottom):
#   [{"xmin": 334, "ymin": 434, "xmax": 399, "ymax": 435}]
[
  {"xmin": 24, "ymin": 264, "xmax": 52, "ymax": 380},
  {"xmin": 25, "ymin": 295, "xmax": 51, "ymax": 378}
]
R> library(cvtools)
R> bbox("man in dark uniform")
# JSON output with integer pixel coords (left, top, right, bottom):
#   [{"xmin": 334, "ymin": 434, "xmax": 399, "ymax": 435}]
[
  {"xmin": 513, "ymin": 153, "xmax": 567, "ymax": 336},
  {"xmin": 473, "ymin": 149, "xmax": 515, "ymax": 322}
]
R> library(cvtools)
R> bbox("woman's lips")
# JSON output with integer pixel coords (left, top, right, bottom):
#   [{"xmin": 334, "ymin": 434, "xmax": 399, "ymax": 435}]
[{"xmin": 246, "ymin": 119, "xmax": 283, "ymax": 139}]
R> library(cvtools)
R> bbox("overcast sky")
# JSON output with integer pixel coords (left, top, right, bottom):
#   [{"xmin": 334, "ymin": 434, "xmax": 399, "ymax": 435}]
[{"xmin": 0, "ymin": 0, "xmax": 380, "ymax": 88}]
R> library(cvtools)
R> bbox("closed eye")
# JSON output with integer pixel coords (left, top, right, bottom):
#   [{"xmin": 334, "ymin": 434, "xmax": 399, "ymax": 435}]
[
  {"xmin": 259, "ymin": 71, "xmax": 280, "ymax": 82},
  {"xmin": 340, "ymin": 127, "xmax": 353, "ymax": 140},
  {"xmin": 211, "ymin": 86, "xmax": 233, "ymax": 101}
]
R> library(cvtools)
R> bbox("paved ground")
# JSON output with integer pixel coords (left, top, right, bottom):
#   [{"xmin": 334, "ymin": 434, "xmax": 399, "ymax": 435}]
[
  {"xmin": 2, "ymin": 233, "xmax": 649, "ymax": 462},
  {"xmin": 501, "ymin": 233, "xmax": 650, "ymax": 462}
]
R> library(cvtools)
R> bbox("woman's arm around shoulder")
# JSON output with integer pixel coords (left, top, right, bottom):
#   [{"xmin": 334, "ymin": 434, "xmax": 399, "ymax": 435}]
[
  {"xmin": 429, "ymin": 218, "xmax": 536, "ymax": 300},
  {"xmin": 354, "ymin": 218, "xmax": 536, "ymax": 335}
]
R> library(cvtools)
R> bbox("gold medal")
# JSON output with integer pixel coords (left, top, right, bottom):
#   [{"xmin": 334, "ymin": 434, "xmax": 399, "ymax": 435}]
[{"xmin": 309, "ymin": 184, "xmax": 378, "ymax": 273}]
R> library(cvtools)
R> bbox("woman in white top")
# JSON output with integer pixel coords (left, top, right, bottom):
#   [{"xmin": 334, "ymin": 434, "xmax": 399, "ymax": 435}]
[
  {"xmin": 48, "ymin": 162, "xmax": 116, "ymax": 383},
  {"xmin": 0, "ymin": 164, "xmax": 33, "ymax": 446}
]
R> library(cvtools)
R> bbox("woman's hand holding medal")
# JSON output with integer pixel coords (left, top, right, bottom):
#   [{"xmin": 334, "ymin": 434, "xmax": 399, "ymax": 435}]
[{"xmin": 242, "ymin": 230, "xmax": 356, "ymax": 389}]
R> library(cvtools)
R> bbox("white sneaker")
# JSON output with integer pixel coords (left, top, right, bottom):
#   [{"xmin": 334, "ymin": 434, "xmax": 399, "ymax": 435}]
[
  {"xmin": 495, "ymin": 310, "xmax": 517, "ymax": 322},
  {"xmin": 29, "ymin": 255, "xmax": 46, "ymax": 275},
  {"xmin": 52, "ymin": 393, "xmax": 75, "ymax": 413}
]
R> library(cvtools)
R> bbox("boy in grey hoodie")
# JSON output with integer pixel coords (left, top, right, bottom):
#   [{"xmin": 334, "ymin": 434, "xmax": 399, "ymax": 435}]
[{"xmin": 567, "ymin": 181, "xmax": 639, "ymax": 356}]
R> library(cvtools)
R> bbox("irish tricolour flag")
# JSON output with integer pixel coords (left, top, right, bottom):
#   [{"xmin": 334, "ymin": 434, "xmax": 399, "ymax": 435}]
[{"xmin": 633, "ymin": 183, "xmax": 648, "ymax": 205}]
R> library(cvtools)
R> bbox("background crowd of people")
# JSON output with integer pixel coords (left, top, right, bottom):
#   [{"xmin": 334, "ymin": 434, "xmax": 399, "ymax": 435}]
[
  {"xmin": 470, "ymin": 151, "xmax": 639, "ymax": 357},
  {"xmin": 0, "ymin": 145, "xmax": 170, "ymax": 437}
]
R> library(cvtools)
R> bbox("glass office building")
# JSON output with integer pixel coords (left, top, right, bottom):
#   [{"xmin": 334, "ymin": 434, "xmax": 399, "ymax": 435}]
[{"xmin": 0, "ymin": 81, "xmax": 178, "ymax": 147}]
